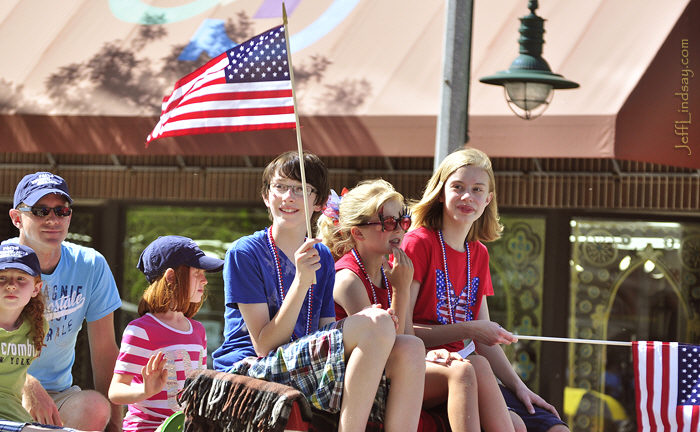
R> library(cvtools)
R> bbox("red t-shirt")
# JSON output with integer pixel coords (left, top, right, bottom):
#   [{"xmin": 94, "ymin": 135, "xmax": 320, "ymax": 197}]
[
  {"xmin": 402, "ymin": 226, "xmax": 494, "ymax": 352},
  {"xmin": 334, "ymin": 251, "xmax": 392, "ymax": 320}
]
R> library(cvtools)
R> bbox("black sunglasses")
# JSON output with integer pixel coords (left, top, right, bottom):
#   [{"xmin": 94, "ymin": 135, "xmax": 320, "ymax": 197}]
[
  {"xmin": 18, "ymin": 205, "xmax": 72, "ymax": 217},
  {"xmin": 359, "ymin": 210, "xmax": 411, "ymax": 232}
]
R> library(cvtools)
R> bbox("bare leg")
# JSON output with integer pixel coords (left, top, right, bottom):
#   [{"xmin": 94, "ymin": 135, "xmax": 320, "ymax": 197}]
[
  {"xmin": 423, "ymin": 359, "xmax": 480, "ymax": 432},
  {"xmin": 468, "ymin": 355, "xmax": 515, "ymax": 432},
  {"xmin": 339, "ymin": 308, "xmax": 396, "ymax": 432},
  {"xmin": 383, "ymin": 335, "xmax": 425, "ymax": 432},
  {"xmin": 58, "ymin": 390, "xmax": 110, "ymax": 431},
  {"xmin": 510, "ymin": 411, "xmax": 526, "ymax": 432}
]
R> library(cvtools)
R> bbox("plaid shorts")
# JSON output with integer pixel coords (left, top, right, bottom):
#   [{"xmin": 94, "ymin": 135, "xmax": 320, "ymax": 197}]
[
  {"xmin": 230, "ymin": 320, "xmax": 388, "ymax": 422},
  {"xmin": 0, "ymin": 421, "xmax": 78, "ymax": 432}
]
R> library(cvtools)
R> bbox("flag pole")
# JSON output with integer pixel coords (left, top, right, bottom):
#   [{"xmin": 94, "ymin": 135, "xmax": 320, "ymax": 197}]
[
  {"xmin": 282, "ymin": 3, "xmax": 312, "ymax": 238},
  {"xmin": 282, "ymin": 2, "xmax": 317, "ymax": 283},
  {"xmin": 514, "ymin": 334, "xmax": 632, "ymax": 346}
]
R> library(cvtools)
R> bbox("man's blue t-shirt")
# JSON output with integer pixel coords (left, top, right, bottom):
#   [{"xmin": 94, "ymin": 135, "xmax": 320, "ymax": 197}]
[
  {"xmin": 212, "ymin": 229, "xmax": 336, "ymax": 371},
  {"xmin": 15, "ymin": 241, "xmax": 122, "ymax": 391}
]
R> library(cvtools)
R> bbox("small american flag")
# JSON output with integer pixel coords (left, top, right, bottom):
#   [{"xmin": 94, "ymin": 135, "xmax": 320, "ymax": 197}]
[
  {"xmin": 146, "ymin": 25, "xmax": 295, "ymax": 144},
  {"xmin": 633, "ymin": 341, "xmax": 700, "ymax": 431}
]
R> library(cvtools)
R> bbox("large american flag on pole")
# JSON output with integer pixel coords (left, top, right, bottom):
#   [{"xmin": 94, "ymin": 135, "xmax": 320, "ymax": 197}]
[
  {"xmin": 146, "ymin": 25, "xmax": 295, "ymax": 144},
  {"xmin": 633, "ymin": 341, "xmax": 700, "ymax": 431}
]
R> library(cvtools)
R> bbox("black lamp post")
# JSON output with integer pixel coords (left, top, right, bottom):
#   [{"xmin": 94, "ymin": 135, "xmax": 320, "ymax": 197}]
[{"xmin": 479, "ymin": 0, "xmax": 579, "ymax": 119}]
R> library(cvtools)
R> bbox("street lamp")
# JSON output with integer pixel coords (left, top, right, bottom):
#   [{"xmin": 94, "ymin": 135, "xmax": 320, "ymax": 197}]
[{"xmin": 479, "ymin": 0, "xmax": 579, "ymax": 119}]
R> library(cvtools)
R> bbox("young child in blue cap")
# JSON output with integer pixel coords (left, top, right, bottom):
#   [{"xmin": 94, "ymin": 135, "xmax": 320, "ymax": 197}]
[
  {"xmin": 0, "ymin": 243, "xmax": 47, "ymax": 425},
  {"xmin": 108, "ymin": 236, "xmax": 224, "ymax": 432}
]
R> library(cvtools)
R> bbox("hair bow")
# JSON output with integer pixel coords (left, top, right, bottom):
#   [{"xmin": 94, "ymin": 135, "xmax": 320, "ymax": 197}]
[{"xmin": 323, "ymin": 189, "xmax": 341, "ymax": 224}]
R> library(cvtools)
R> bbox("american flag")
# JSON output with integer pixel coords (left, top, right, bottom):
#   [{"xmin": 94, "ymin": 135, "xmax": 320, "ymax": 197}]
[
  {"xmin": 146, "ymin": 25, "xmax": 295, "ymax": 144},
  {"xmin": 633, "ymin": 341, "xmax": 700, "ymax": 431}
]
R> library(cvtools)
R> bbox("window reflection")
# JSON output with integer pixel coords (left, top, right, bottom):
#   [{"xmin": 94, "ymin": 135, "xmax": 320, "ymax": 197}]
[{"xmin": 568, "ymin": 218, "xmax": 698, "ymax": 432}]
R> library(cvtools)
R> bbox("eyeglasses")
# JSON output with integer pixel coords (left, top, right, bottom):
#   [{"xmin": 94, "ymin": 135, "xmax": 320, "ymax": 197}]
[
  {"xmin": 358, "ymin": 210, "xmax": 411, "ymax": 232},
  {"xmin": 269, "ymin": 183, "xmax": 317, "ymax": 197},
  {"xmin": 17, "ymin": 205, "xmax": 72, "ymax": 218}
]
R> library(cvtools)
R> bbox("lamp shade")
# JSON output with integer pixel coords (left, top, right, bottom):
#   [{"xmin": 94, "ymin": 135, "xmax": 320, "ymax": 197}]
[{"xmin": 505, "ymin": 81, "xmax": 553, "ymax": 110}]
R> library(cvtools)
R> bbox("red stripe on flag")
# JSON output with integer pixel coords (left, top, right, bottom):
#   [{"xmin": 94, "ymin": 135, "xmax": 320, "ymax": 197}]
[
  {"xmin": 163, "ymin": 76, "xmax": 228, "ymax": 113},
  {"xmin": 153, "ymin": 122, "xmax": 297, "ymax": 140},
  {"xmin": 692, "ymin": 407, "xmax": 700, "ymax": 432},
  {"xmin": 633, "ymin": 342, "xmax": 644, "ymax": 431},
  {"xmin": 174, "ymin": 51, "xmax": 228, "ymax": 89},
  {"xmin": 660, "ymin": 343, "xmax": 671, "ymax": 430},
  {"xmin": 169, "ymin": 106, "xmax": 295, "ymax": 122},
  {"xmin": 180, "ymin": 89, "xmax": 294, "ymax": 105},
  {"xmin": 646, "ymin": 342, "xmax": 657, "ymax": 431}
]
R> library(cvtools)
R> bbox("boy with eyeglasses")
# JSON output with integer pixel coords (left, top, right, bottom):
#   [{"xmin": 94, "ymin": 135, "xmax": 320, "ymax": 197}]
[
  {"xmin": 6, "ymin": 172, "xmax": 122, "ymax": 432},
  {"xmin": 212, "ymin": 151, "xmax": 426, "ymax": 431}
]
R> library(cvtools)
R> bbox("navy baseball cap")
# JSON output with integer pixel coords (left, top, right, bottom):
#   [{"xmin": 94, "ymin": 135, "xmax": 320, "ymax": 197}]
[
  {"xmin": 13, "ymin": 172, "xmax": 73, "ymax": 208},
  {"xmin": 0, "ymin": 243, "xmax": 41, "ymax": 277},
  {"xmin": 137, "ymin": 236, "xmax": 224, "ymax": 283}
]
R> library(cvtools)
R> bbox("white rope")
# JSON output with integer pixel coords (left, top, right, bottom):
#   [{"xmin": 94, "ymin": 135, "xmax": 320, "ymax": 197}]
[{"xmin": 514, "ymin": 334, "xmax": 632, "ymax": 346}]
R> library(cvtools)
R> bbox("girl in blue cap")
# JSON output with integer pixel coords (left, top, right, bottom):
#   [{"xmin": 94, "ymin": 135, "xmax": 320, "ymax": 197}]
[
  {"xmin": 0, "ymin": 243, "xmax": 47, "ymax": 426},
  {"xmin": 108, "ymin": 236, "xmax": 224, "ymax": 432}
]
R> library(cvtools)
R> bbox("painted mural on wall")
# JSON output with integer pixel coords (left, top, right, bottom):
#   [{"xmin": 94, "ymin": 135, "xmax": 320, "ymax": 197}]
[{"xmin": 0, "ymin": 1, "xmax": 371, "ymax": 116}]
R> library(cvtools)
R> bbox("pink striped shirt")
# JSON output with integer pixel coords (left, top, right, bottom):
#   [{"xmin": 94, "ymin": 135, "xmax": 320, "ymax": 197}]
[{"xmin": 114, "ymin": 313, "xmax": 207, "ymax": 432}]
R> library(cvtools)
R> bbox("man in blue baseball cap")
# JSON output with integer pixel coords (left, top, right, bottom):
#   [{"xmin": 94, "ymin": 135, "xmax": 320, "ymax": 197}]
[{"xmin": 7, "ymin": 172, "xmax": 122, "ymax": 432}]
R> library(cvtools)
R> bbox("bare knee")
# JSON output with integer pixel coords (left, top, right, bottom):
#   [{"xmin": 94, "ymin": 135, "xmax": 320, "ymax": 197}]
[
  {"xmin": 59, "ymin": 390, "xmax": 110, "ymax": 430},
  {"xmin": 467, "ymin": 353, "xmax": 498, "ymax": 379},
  {"xmin": 344, "ymin": 308, "xmax": 396, "ymax": 353},
  {"xmin": 386, "ymin": 335, "xmax": 425, "ymax": 376},
  {"xmin": 448, "ymin": 358, "xmax": 477, "ymax": 388},
  {"xmin": 353, "ymin": 308, "xmax": 396, "ymax": 341}
]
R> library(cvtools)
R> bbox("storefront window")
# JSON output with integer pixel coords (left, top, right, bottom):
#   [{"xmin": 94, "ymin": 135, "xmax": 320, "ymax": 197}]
[{"xmin": 567, "ymin": 218, "xmax": 700, "ymax": 431}]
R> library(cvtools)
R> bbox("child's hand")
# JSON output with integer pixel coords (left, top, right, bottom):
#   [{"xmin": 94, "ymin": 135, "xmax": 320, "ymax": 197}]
[
  {"xmin": 386, "ymin": 307, "xmax": 400, "ymax": 331},
  {"xmin": 471, "ymin": 321, "xmax": 518, "ymax": 346},
  {"xmin": 385, "ymin": 247, "xmax": 414, "ymax": 292},
  {"xmin": 294, "ymin": 238, "xmax": 322, "ymax": 288},
  {"xmin": 425, "ymin": 349, "xmax": 465, "ymax": 365},
  {"xmin": 366, "ymin": 304, "xmax": 399, "ymax": 331},
  {"xmin": 142, "ymin": 352, "xmax": 168, "ymax": 399}
]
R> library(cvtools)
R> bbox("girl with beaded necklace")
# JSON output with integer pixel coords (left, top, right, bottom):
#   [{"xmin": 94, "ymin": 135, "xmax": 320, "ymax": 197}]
[
  {"xmin": 320, "ymin": 179, "xmax": 509, "ymax": 432},
  {"xmin": 403, "ymin": 148, "xmax": 567, "ymax": 432},
  {"xmin": 211, "ymin": 151, "xmax": 425, "ymax": 432}
]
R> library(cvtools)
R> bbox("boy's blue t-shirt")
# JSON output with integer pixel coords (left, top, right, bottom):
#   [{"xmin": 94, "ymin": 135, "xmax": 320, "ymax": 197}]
[
  {"xmin": 212, "ymin": 229, "xmax": 336, "ymax": 371},
  {"xmin": 8, "ymin": 240, "xmax": 122, "ymax": 391}
]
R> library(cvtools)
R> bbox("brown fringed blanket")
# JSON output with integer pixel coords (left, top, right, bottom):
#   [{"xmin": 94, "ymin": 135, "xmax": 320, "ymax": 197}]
[{"xmin": 179, "ymin": 369, "xmax": 313, "ymax": 432}]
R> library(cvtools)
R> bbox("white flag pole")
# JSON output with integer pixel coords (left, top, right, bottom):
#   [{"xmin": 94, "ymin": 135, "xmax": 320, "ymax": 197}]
[
  {"xmin": 282, "ymin": 2, "xmax": 316, "ymax": 283},
  {"xmin": 514, "ymin": 334, "xmax": 632, "ymax": 346}
]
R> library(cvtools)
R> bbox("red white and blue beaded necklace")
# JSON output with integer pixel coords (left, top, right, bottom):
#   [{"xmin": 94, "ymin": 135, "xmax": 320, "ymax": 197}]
[
  {"xmin": 266, "ymin": 227, "xmax": 313, "ymax": 339},
  {"xmin": 437, "ymin": 230, "xmax": 472, "ymax": 324},
  {"xmin": 350, "ymin": 248, "xmax": 391, "ymax": 307}
]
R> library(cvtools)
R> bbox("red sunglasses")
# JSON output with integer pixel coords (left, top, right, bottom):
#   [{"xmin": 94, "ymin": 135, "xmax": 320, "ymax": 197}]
[{"xmin": 358, "ymin": 210, "xmax": 411, "ymax": 232}]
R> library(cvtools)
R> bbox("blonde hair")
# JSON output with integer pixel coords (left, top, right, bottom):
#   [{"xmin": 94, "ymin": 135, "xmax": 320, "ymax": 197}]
[
  {"xmin": 138, "ymin": 266, "xmax": 204, "ymax": 318},
  {"xmin": 411, "ymin": 148, "xmax": 502, "ymax": 242},
  {"xmin": 318, "ymin": 179, "xmax": 405, "ymax": 259}
]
